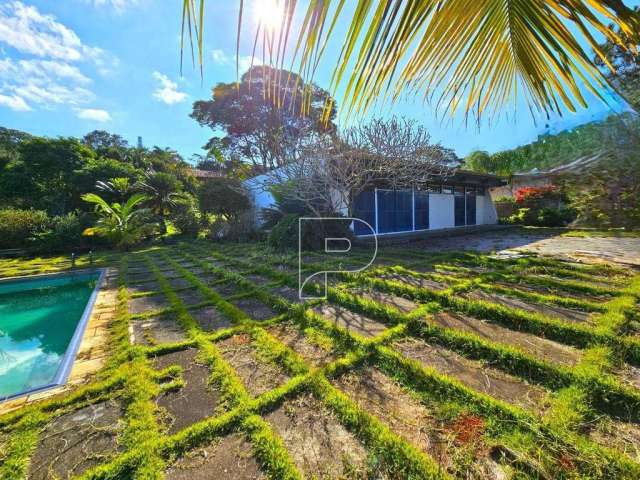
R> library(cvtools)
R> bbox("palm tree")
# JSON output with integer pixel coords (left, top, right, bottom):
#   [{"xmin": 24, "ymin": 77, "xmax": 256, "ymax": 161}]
[
  {"xmin": 82, "ymin": 193, "xmax": 152, "ymax": 249},
  {"xmin": 181, "ymin": 1, "xmax": 638, "ymax": 121},
  {"xmin": 137, "ymin": 170, "xmax": 188, "ymax": 235}
]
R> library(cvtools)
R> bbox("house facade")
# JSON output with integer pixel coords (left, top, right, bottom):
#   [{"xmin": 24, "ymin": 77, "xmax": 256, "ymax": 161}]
[{"xmin": 244, "ymin": 169, "xmax": 505, "ymax": 237}]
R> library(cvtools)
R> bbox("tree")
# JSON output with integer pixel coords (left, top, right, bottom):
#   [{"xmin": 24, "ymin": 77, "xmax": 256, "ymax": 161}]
[
  {"xmin": 250, "ymin": 117, "xmax": 456, "ymax": 217},
  {"xmin": 198, "ymin": 177, "xmax": 250, "ymax": 219},
  {"xmin": 137, "ymin": 171, "xmax": 188, "ymax": 234},
  {"xmin": 183, "ymin": 1, "xmax": 638, "ymax": 122},
  {"xmin": 191, "ymin": 65, "xmax": 337, "ymax": 170},
  {"xmin": 82, "ymin": 193, "xmax": 153, "ymax": 249},
  {"xmin": 82, "ymin": 130, "xmax": 130, "ymax": 160},
  {"xmin": 464, "ymin": 151, "xmax": 493, "ymax": 174}
]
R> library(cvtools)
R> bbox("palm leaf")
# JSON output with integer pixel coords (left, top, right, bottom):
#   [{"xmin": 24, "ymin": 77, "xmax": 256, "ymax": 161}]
[{"xmin": 181, "ymin": 1, "xmax": 638, "ymax": 121}]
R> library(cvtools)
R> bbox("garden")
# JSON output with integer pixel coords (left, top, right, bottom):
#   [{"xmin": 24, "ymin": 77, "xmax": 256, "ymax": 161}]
[{"xmin": 1, "ymin": 237, "xmax": 640, "ymax": 479}]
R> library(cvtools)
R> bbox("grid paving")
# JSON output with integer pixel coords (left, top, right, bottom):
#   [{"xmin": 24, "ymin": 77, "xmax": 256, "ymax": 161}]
[{"xmin": 1, "ymin": 240, "xmax": 640, "ymax": 479}]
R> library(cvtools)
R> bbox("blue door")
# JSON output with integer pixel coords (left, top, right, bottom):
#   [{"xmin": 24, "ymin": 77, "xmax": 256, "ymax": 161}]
[
  {"xmin": 377, "ymin": 190, "xmax": 412, "ymax": 233},
  {"xmin": 466, "ymin": 189, "xmax": 476, "ymax": 225},
  {"xmin": 454, "ymin": 187, "xmax": 466, "ymax": 226}
]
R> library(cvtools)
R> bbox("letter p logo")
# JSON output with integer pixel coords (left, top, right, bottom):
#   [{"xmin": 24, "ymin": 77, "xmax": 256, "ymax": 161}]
[{"xmin": 298, "ymin": 217, "xmax": 377, "ymax": 300}]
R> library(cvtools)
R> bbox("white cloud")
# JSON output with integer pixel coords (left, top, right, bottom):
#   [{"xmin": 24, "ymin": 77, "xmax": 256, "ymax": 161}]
[
  {"xmin": 0, "ymin": 1, "xmax": 102, "ymax": 61},
  {"xmin": 152, "ymin": 71, "xmax": 188, "ymax": 104},
  {"xmin": 87, "ymin": 0, "xmax": 140, "ymax": 14},
  {"xmin": 0, "ymin": 93, "xmax": 30, "ymax": 111},
  {"xmin": 76, "ymin": 108, "xmax": 111, "ymax": 122},
  {"xmin": 0, "ymin": 3, "xmax": 116, "ymax": 112},
  {"xmin": 211, "ymin": 49, "xmax": 261, "ymax": 74},
  {"xmin": 0, "ymin": 57, "xmax": 94, "ymax": 110}
]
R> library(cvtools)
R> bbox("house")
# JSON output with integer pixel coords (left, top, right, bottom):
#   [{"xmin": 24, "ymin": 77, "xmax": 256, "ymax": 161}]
[{"xmin": 244, "ymin": 167, "xmax": 505, "ymax": 238}]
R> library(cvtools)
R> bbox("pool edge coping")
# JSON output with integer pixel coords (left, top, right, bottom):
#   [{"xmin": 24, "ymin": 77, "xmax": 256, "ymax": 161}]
[{"xmin": 0, "ymin": 268, "xmax": 108, "ymax": 405}]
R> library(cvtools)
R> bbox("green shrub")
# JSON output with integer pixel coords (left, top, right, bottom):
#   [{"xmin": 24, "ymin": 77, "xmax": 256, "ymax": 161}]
[
  {"xmin": 505, "ymin": 207, "xmax": 574, "ymax": 227},
  {"xmin": 172, "ymin": 195, "xmax": 200, "ymax": 237},
  {"xmin": 0, "ymin": 208, "xmax": 50, "ymax": 249},
  {"xmin": 268, "ymin": 214, "xmax": 354, "ymax": 251},
  {"xmin": 33, "ymin": 212, "xmax": 88, "ymax": 253}
]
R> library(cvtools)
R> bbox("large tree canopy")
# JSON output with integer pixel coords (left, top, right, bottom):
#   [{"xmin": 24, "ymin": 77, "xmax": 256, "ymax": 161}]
[
  {"xmin": 183, "ymin": 1, "xmax": 638, "ymax": 122},
  {"xmin": 191, "ymin": 65, "xmax": 337, "ymax": 170}
]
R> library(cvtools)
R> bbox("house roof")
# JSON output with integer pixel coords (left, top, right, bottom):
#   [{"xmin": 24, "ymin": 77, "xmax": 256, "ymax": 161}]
[
  {"xmin": 188, "ymin": 168, "xmax": 225, "ymax": 179},
  {"xmin": 442, "ymin": 168, "xmax": 506, "ymax": 187},
  {"xmin": 512, "ymin": 151, "xmax": 608, "ymax": 181}
]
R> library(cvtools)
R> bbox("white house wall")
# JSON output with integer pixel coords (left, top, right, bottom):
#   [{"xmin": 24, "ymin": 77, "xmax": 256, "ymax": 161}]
[{"xmin": 429, "ymin": 193, "xmax": 455, "ymax": 229}]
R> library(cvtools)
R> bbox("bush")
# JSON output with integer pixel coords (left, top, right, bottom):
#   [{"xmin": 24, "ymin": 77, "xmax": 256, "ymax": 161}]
[
  {"xmin": 0, "ymin": 208, "xmax": 50, "ymax": 249},
  {"xmin": 172, "ymin": 195, "xmax": 200, "ymax": 237},
  {"xmin": 33, "ymin": 212, "xmax": 89, "ymax": 253},
  {"xmin": 268, "ymin": 214, "xmax": 354, "ymax": 251},
  {"xmin": 505, "ymin": 207, "xmax": 575, "ymax": 227},
  {"xmin": 198, "ymin": 177, "xmax": 250, "ymax": 219}
]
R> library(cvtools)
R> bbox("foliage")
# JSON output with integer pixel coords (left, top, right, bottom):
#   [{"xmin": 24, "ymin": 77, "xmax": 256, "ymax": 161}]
[
  {"xmin": 514, "ymin": 186, "xmax": 561, "ymax": 204},
  {"xmin": 562, "ymin": 155, "xmax": 640, "ymax": 229},
  {"xmin": 184, "ymin": 1, "xmax": 638, "ymax": 122},
  {"xmin": 172, "ymin": 194, "xmax": 201, "ymax": 237},
  {"xmin": 138, "ymin": 171, "xmax": 188, "ymax": 234},
  {"xmin": 198, "ymin": 177, "xmax": 250, "ymax": 219},
  {"xmin": 82, "ymin": 193, "xmax": 154, "ymax": 249},
  {"xmin": 0, "ymin": 128, "xmax": 194, "ymax": 218},
  {"xmin": 191, "ymin": 65, "xmax": 337, "ymax": 170},
  {"xmin": 0, "ymin": 208, "xmax": 50, "ymax": 249},
  {"xmin": 595, "ymin": 7, "xmax": 640, "ymax": 112},
  {"xmin": 268, "ymin": 213, "xmax": 354, "ymax": 251},
  {"xmin": 32, "ymin": 213, "xmax": 88, "ymax": 253},
  {"xmin": 505, "ymin": 207, "xmax": 575, "ymax": 228}
]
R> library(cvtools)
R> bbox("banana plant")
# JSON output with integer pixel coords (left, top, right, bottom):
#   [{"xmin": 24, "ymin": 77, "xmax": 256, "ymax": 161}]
[{"xmin": 82, "ymin": 193, "xmax": 154, "ymax": 249}]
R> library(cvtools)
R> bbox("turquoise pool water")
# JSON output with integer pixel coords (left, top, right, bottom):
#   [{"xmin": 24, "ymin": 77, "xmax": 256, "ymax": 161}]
[{"xmin": 0, "ymin": 272, "xmax": 101, "ymax": 400}]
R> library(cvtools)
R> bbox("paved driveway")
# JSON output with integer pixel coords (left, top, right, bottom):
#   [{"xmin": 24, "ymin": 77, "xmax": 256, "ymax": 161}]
[{"xmin": 412, "ymin": 229, "xmax": 640, "ymax": 266}]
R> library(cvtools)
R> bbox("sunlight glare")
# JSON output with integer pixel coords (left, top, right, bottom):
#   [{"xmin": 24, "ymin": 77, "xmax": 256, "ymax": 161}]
[{"xmin": 254, "ymin": 0, "xmax": 284, "ymax": 31}]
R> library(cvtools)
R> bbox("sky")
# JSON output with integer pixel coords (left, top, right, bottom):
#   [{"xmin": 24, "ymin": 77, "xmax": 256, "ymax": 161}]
[{"xmin": 0, "ymin": 0, "xmax": 635, "ymax": 163}]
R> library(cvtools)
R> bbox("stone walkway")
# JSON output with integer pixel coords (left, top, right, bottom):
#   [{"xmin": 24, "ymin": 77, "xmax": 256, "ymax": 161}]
[{"xmin": 412, "ymin": 230, "xmax": 640, "ymax": 266}]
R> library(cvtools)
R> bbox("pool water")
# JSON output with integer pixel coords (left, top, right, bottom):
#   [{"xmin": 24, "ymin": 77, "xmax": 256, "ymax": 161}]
[{"xmin": 0, "ymin": 272, "xmax": 101, "ymax": 400}]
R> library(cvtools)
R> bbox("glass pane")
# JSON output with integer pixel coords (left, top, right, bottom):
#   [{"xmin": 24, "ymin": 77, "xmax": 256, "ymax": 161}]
[
  {"xmin": 396, "ymin": 191, "xmax": 413, "ymax": 232},
  {"xmin": 377, "ymin": 190, "xmax": 396, "ymax": 233},
  {"xmin": 466, "ymin": 192, "xmax": 477, "ymax": 225},
  {"xmin": 415, "ymin": 192, "xmax": 429, "ymax": 230},
  {"xmin": 454, "ymin": 195, "xmax": 466, "ymax": 226},
  {"xmin": 352, "ymin": 190, "xmax": 375, "ymax": 235}
]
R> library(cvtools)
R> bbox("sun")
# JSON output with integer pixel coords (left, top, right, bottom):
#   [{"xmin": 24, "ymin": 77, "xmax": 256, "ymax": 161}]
[{"xmin": 254, "ymin": 0, "xmax": 285, "ymax": 32}]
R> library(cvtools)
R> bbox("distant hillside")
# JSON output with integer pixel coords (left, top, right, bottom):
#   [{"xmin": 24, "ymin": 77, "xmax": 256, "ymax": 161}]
[{"xmin": 464, "ymin": 113, "xmax": 639, "ymax": 176}]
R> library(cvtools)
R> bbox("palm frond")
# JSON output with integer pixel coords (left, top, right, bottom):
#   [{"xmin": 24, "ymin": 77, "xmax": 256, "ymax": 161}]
[{"xmin": 182, "ymin": 0, "xmax": 638, "ymax": 121}]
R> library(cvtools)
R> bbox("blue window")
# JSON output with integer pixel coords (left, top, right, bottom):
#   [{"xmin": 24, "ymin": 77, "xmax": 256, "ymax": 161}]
[
  {"xmin": 414, "ymin": 192, "xmax": 429, "ymax": 230},
  {"xmin": 352, "ymin": 189, "xmax": 376, "ymax": 235},
  {"xmin": 377, "ymin": 190, "xmax": 412, "ymax": 233},
  {"xmin": 466, "ymin": 188, "xmax": 477, "ymax": 225},
  {"xmin": 454, "ymin": 187, "xmax": 466, "ymax": 226}
]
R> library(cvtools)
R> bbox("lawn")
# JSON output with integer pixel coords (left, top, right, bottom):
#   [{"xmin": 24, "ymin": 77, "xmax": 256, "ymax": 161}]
[{"xmin": 1, "ymin": 240, "xmax": 640, "ymax": 479}]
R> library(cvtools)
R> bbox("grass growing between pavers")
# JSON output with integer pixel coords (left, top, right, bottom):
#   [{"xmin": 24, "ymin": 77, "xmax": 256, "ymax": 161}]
[{"xmin": 1, "ymin": 240, "xmax": 640, "ymax": 479}]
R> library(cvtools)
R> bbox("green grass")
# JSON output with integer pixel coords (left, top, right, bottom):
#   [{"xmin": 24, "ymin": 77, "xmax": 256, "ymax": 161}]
[{"xmin": 1, "ymin": 240, "xmax": 640, "ymax": 479}]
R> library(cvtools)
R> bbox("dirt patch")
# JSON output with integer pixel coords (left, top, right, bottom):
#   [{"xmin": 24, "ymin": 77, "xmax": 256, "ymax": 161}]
[
  {"xmin": 190, "ymin": 306, "xmax": 233, "ymax": 332},
  {"xmin": 314, "ymin": 304, "xmax": 389, "ymax": 338},
  {"xmin": 617, "ymin": 363, "xmax": 640, "ymax": 390},
  {"xmin": 28, "ymin": 400, "xmax": 123, "ymax": 480},
  {"xmin": 265, "ymin": 393, "xmax": 370, "ymax": 478},
  {"xmin": 331, "ymin": 368, "xmax": 444, "ymax": 458},
  {"xmin": 243, "ymin": 274, "xmax": 272, "ymax": 286},
  {"xmin": 217, "ymin": 334, "xmax": 290, "ymax": 397},
  {"xmin": 168, "ymin": 277, "xmax": 193, "ymax": 290},
  {"xmin": 379, "ymin": 273, "xmax": 448, "ymax": 291},
  {"xmin": 231, "ymin": 298, "xmax": 277, "ymax": 321},
  {"xmin": 428, "ymin": 311, "xmax": 581, "ymax": 367},
  {"xmin": 154, "ymin": 349, "xmax": 220, "ymax": 434},
  {"xmin": 393, "ymin": 337, "xmax": 548, "ymax": 414},
  {"xmin": 496, "ymin": 281, "xmax": 605, "ymax": 303},
  {"xmin": 465, "ymin": 290, "xmax": 591, "ymax": 324},
  {"xmin": 177, "ymin": 288, "xmax": 209, "ymax": 306},
  {"xmin": 266, "ymin": 322, "xmax": 338, "ymax": 367},
  {"xmin": 590, "ymin": 418, "xmax": 640, "ymax": 463},
  {"xmin": 128, "ymin": 279, "xmax": 161, "ymax": 294},
  {"xmin": 164, "ymin": 433, "xmax": 265, "ymax": 480},
  {"xmin": 129, "ymin": 294, "xmax": 171, "ymax": 315},
  {"xmin": 269, "ymin": 284, "xmax": 305, "ymax": 304},
  {"xmin": 212, "ymin": 280, "xmax": 243, "ymax": 297},
  {"xmin": 132, "ymin": 315, "xmax": 187, "ymax": 345},
  {"xmin": 352, "ymin": 288, "xmax": 418, "ymax": 314}
]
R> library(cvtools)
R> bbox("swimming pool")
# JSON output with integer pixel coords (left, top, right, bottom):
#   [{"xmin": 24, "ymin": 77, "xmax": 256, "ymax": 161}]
[{"xmin": 0, "ymin": 270, "xmax": 104, "ymax": 401}]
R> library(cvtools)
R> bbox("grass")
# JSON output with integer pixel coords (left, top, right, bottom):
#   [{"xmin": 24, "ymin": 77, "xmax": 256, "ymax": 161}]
[{"xmin": 1, "ymin": 239, "xmax": 639, "ymax": 479}]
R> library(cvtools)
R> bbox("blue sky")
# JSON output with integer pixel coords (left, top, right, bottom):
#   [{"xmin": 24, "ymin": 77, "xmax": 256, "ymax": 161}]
[{"xmin": 0, "ymin": 0, "xmax": 634, "ymax": 163}]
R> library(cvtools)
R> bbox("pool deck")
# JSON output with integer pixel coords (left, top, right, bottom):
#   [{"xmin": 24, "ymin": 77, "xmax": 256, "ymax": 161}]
[{"xmin": 0, "ymin": 268, "xmax": 119, "ymax": 415}]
